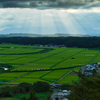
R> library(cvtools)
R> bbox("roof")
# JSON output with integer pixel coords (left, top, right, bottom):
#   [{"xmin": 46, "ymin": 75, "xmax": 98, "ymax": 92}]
[
  {"xmin": 63, "ymin": 90, "xmax": 67, "ymax": 93},
  {"xmin": 62, "ymin": 98, "xmax": 68, "ymax": 100},
  {"xmin": 85, "ymin": 73, "xmax": 93, "ymax": 76}
]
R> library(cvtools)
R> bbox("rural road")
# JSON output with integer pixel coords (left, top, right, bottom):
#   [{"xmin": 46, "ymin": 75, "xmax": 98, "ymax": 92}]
[
  {"xmin": 82, "ymin": 66, "xmax": 86, "ymax": 74},
  {"xmin": 9, "ymin": 72, "xmax": 32, "ymax": 83},
  {"xmin": 89, "ymin": 51, "xmax": 100, "ymax": 64},
  {"xmin": 50, "ymin": 91, "xmax": 62, "ymax": 100},
  {"xmin": 56, "ymin": 68, "xmax": 75, "ymax": 83}
]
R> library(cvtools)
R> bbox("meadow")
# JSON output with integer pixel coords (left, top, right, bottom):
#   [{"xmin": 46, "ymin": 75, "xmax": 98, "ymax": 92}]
[
  {"xmin": 0, "ymin": 44, "xmax": 99, "ymax": 84},
  {"xmin": 0, "ymin": 72, "xmax": 28, "ymax": 82}
]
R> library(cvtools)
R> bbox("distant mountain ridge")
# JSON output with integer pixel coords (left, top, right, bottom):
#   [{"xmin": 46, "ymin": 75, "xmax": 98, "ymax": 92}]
[{"xmin": 0, "ymin": 33, "xmax": 90, "ymax": 37}]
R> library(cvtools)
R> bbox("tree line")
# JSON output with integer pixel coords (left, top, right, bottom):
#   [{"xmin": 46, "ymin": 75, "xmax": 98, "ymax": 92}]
[
  {"xmin": 0, "ymin": 81, "xmax": 50, "ymax": 100},
  {"xmin": 0, "ymin": 37, "xmax": 100, "ymax": 48},
  {"xmin": 67, "ymin": 72, "xmax": 100, "ymax": 100},
  {"xmin": 0, "ymin": 63, "xmax": 13, "ymax": 73},
  {"xmin": 1, "ymin": 72, "xmax": 100, "ymax": 100}
]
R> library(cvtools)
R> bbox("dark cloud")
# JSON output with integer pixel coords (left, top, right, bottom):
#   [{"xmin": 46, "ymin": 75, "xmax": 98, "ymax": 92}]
[
  {"xmin": 0, "ymin": 0, "xmax": 100, "ymax": 8},
  {"xmin": 0, "ymin": 0, "xmax": 37, "ymax": 8},
  {"xmin": 3, "ymin": 2, "xmax": 25, "ymax": 7}
]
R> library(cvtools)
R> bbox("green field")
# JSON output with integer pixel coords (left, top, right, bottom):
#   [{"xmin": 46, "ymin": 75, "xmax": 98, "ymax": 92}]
[
  {"xmin": 0, "ymin": 44, "xmax": 99, "ymax": 84},
  {"xmin": 1, "ymin": 91, "xmax": 52, "ymax": 100},
  {"xmin": 0, "ymin": 72, "xmax": 28, "ymax": 82},
  {"xmin": 42, "ymin": 69, "xmax": 72, "ymax": 82},
  {"xmin": 58, "ymin": 75, "xmax": 79, "ymax": 84},
  {"xmin": 12, "ymin": 71, "xmax": 50, "ymax": 83},
  {"xmin": 93, "ymin": 53, "xmax": 100, "ymax": 63}
]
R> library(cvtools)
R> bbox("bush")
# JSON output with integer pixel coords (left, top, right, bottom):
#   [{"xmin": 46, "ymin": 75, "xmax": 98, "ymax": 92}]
[
  {"xmin": 18, "ymin": 82, "xmax": 32, "ymax": 93},
  {"xmin": 55, "ymin": 97, "xmax": 59, "ymax": 100},
  {"xmin": 61, "ymin": 83, "xmax": 71, "ymax": 90},
  {"xmin": 21, "ymin": 91, "xmax": 38, "ymax": 100},
  {"xmin": 68, "ymin": 73, "xmax": 100, "ymax": 100},
  {"xmin": 33, "ymin": 81, "xmax": 50, "ymax": 93},
  {"xmin": 0, "ymin": 86, "xmax": 12, "ymax": 97}
]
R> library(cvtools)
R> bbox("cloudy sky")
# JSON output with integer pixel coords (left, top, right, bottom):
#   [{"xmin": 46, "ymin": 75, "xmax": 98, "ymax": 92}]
[{"xmin": 0, "ymin": 0, "xmax": 100, "ymax": 36}]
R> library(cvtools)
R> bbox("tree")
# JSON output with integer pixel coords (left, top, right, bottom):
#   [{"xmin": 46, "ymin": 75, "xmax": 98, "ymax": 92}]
[
  {"xmin": 92, "ymin": 69, "xmax": 97, "ymax": 77},
  {"xmin": 0, "ymin": 86, "xmax": 12, "ymax": 97},
  {"xmin": 55, "ymin": 97, "xmax": 59, "ymax": 100},
  {"xmin": 21, "ymin": 96, "xmax": 27, "ymax": 100},
  {"xmin": 67, "ymin": 74, "xmax": 100, "ymax": 100},
  {"xmin": 28, "ymin": 91, "xmax": 38, "ymax": 100},
  {"xmin": 18, "ymin": 82, "xmax": 32, "ymax": 93},
  {"xmin": 21, "ymin": 87, "xmax": 26, "ymax": 94},
  {"xmin": 0, "ymin": 67, "xmax": 4, "ymax": 72},
  {"xmin": 20, "ymin": 91, "xmax": 38, "ymax": 100},
  {"xmin": 33, "ymin": 81, "xmax": 50, "ymax": 93},
  {"xmin": 61, "ymin": 83, "xmax": 71, "ymax": 90}
]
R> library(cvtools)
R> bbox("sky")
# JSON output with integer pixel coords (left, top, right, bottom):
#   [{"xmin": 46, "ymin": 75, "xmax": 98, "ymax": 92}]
[{"xmin": 0, "ymin": 0, "xmax": 100, "ymax": 36}]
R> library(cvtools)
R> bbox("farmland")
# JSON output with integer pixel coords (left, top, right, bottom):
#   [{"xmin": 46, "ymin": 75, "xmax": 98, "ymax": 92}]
[{"xmin": 0, "ymin": 43, "xmax": 100, "ymax": 85}]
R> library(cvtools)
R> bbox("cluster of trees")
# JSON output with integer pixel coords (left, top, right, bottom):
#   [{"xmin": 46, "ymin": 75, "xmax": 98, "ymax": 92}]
[
  {"xmin": 0, "ymin": 37, "xmax": 100, "ymax": 48},
  {"xmin": 61, "ymin": 83, "xmax": 71, "ymax": 90},
  {"xmin": 1, "ymin": 72, "xmax": 100, "ymax": 100},
  {"xmin": 33, "ymin": 81, "xmax": 50, "ymax": 93},
  {"xmin": 67, "ymin": 72, "xmax": 100, "ymax": 100},
  {"xmin": 0, "ymin": 81, "xmax": 50, "ymax": 99},
  {"xmin": 0, "ymin": 63, "xmax": 13, "ymax": 72},
  {"xmin": 0, "ymin": 63, "xmax": 12, "ymax": 68},
  {"xmin": 21, "ymin": 91, "xmax": 38, "ymax": 100}
]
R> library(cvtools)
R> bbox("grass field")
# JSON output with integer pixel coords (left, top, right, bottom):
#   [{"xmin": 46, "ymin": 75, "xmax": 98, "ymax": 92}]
[
  {"xmin": 0, "ymin": 48, "xmax": 44, "ymax": 54},
  {"xmin": 0, "ymin": 44, "xmax": 99, "ymax": 84},
  {"xmin": 73, "ymin": 66, "xmax": 82, "ymax": 71},
  {"xmin": 12, "ymin": 78, "xmax": 48, "ymax": 83},
  {"xmin": 42, "ymin": 69, "xmax": 73, "ymax": 83},
  {"xmin": 93, "ymin": 53, "xmax": 100, "ymax": 63},
  {"xmin": 0, "ymin": 72, "xmax": 28, "ymax": 82},
  {"xmin": 1, "ymin": 91, "xmax": 52, "ymax": 100},
  {"xmin": 58, "ymin": 75, "xmax": 79, "ymax": 84},
  {"xmin": 11, "ymin": 71, "xmax": 50, "ymax": 83},
  {"xmin": 53, "ymin": 49, "xmax": 99, "ymax": 69}
]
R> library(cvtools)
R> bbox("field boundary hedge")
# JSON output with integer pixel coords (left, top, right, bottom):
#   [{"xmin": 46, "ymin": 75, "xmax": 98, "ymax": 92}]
[
  {"xmin": 9, "ymin": 65, "xmax": 83, "ymax": 72},
  {"xmin": 50, "ymin": 49, "xmax": 85, "ymax": 68},
  {"xmin": 0, "ymin": 48, "xmax": 53, "ymax": 55}
]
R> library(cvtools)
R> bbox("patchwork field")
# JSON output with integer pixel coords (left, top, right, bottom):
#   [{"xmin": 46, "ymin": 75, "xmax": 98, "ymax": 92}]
[
  {"xmin": 93, "ymin": 53, "xmax": 100, "ymax": 63},
  {"xmin": 58, "ymin": 75, "xmax": 79, "ymax": 84},
  {"xmin": 0, "ymin": 44, "xmax": 99, "ymax": 84},
  {"xmin": 41, "ymin": 69, "xmax": 72, "ymax": 82},
  {"xmin": 0, "ymin": 72, "xmax": 28, "ymax": 82},
  {"xmin": 11, "ymin": 71, "xmax": 50, "ymax": 83}
]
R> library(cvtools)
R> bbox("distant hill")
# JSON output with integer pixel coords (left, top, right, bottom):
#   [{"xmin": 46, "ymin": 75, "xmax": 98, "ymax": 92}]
[{"xmin": 0, "ymin": 33, "xmax": 90, "ymax": 37}]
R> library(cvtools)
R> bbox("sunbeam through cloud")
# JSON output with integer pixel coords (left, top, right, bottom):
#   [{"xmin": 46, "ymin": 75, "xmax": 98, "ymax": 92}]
[{"xmin": 0, "ymin": 0, "xmax": 100, "ymax": 36}]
